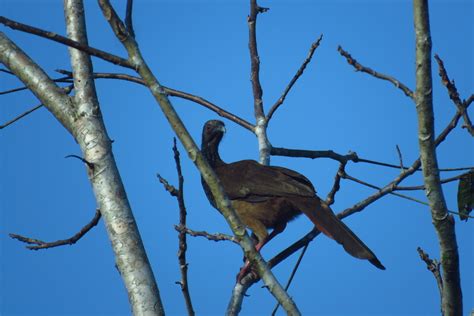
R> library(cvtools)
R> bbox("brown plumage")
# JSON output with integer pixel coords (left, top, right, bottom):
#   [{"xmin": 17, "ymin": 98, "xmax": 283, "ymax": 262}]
[{"xmin": 201, "ymin": 120, "xmax": 385, "ymax": 272}]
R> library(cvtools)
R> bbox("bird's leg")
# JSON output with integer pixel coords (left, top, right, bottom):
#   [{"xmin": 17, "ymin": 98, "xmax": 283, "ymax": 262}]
[{"xmin": 236, "ymin": 223, "xmax": 287, "ymax": 283}]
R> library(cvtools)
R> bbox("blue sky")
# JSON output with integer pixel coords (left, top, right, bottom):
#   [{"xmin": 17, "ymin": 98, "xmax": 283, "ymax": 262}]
[{"xmin": 1, "ymin": 0, "xmax": 472, "ymax": 315}]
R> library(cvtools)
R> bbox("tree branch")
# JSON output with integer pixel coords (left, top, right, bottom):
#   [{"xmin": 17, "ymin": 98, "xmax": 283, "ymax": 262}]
[
  {"xmin": 266, "ymin": 35, "xmax": 323, "ymax": 123},
  {"xmin": 0, "ymin": 16, "xmax": 133, "ymax": 68},
  {"xmin": 65, "ymin": 2, "xmax": 164, "ymax": 313},
  {"xmin": 174, "ymin": 225, "xmax": 239, "ymax": 244},
  {"xmin": 161, "ymin": 138, "xmax": 196, "ymax": 316},
  {"xmin": 338, "ymin": 45, "xmax": 414, "ymax": 99},
  {"xmin": 271, "ymin": 147, "xmax": 358, "ymax": 163},
  {"xmin": 248, "ymin": 0, "xmax": 271, "ymax": 166},
  {"xmin": 434, "ymin": 54, "xmax": 474, "ymax": 136},
  {"xmin": 414, "ymin": 1, "xmax": 462, "ymax": 314},
  {"xmin": 325, "ymin": 162, "xmax": 346, "ymax": 206},
  {"xmin": 56, "ymin": 69, "xmax": 255, "ymax": 132},
  {"xmin": 97, "ymin": 1, "xmax": 300, "ymax": 314},
  {"xmin": 9, "ymin": 209, "xmax": 101, "ymax": 250},
  {"xmin": 417, "ymin": 247, "xmax": 443, "ymax": 314},
  {"xmin": 124, "ymin": 0, "xmax": 135, "ymax": 38}
]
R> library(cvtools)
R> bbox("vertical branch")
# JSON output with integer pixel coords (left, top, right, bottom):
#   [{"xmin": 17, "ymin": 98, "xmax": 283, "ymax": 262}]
[
  {"xmin": 125, "ymin": 0, "xmax": 135, "ymax": 38},
  {"xmin": 172, "ymin": 139, "xmax": 195, "ymax": 316},
  {"xmin": 248, "ymin": 0, "xmax": 271, "ymax": 165},
  {"xmin": 413, "ymin": 1, "xmax": 462, "ymax": 315},
  {"xmin": 64, "ymin": 1, "xmax": 164, "ymax": 314}
]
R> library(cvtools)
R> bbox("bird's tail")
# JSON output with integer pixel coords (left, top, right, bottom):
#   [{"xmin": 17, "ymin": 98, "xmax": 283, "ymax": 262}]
[{"xmin": 296, "ymin": 197, "xmax": 385, "ymax": 270}]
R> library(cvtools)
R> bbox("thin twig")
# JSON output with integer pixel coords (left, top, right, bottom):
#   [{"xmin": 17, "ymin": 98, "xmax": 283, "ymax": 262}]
[
  {"xmin": 357, "ymin": 157, "xmax": 471, "ymax": 172},
  {"xmin": 56, "ymin": 70, "xmax": 255, "ymax": 132},
  {"xmin": 125, "ymin": 0, "xmax": 135, "ymax": 38},
  {"xmin": 326, "ymin": 162, "xmax": 346, "ymax": 206},
  {"xmin": 434, "ymin": 54, "xmax": 474, "ymax": 136},
  {"xmin": 338, "ymin": 46, "xmax": 414, "ymax": 99},
  {"xmin": 396, "ymin": 173, "xmax": 466, "ymax": 191},
  {"xmin": 174, "ymin": 225, "xmax": 239, "ymax": 244},
  {"xmin": 9, "ymin": 209, "xmax": 101, "ymax": 250},
  {"xmin": 266, "ymin": 35, "xmax": 323, "ymax": 122},
  {"xmin": 0, "ymin": 76, "xmax": 72, "ymax": 95},
  {"xmin": 0, "ymin": 104, "xmax": 43, "ymax": 129},
  {"xmin": 1, "ymin": 85, "xmax": 74, "ymax": 130},
  {"xmin": 270, "ymin": 244, "xmax": 309, "ymax": 316},
  {"xmin": 342, "ymin": 172, "xmax": 472, "ymax": 218},
  {"xmin": 271, "ymin": 147, "xmax": 472, "ymax": 171},
  {"xmin": 0, "ymin": 68, "xmax": 14, "ymax": 75},
  {"xmin": 417, "ymin": 247, "xmax": 443, "ymax": 310},
  {"xmin": 0, "ymin": 16, "xmax": 133, "ymax": 68},
  {"xmin": 465, "ymin": 94, "xmax": 474, "ymax": 107},
  {"xmin": 396, "ymin": 145, "xmax": 404, "ymax": 171}
]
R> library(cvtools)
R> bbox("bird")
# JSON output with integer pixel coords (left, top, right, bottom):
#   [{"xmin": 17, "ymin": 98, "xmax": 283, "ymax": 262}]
[{"xmin": 200, "ymin": 119, "xmax": 385, "ymax": 280}]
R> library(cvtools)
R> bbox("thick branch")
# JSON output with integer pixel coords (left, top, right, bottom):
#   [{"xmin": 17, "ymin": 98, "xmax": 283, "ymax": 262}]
[
  {"xmin": 414, "ymin": 1, "xmax": 462, "ymax": 314},
  {"xmin": 97, "ymin": 1, "xmax": 300, "ymax": 314},
  {"xmin": 9, "ymin": 209, "xmax": 101, "ymax": 250},
  {"xmin": 0, "ymin": 32, "xmax": 76, "ymax": 134},
  {"xmin": 64, "ymin": 2, "xmax": 164, "ymax": 314}
]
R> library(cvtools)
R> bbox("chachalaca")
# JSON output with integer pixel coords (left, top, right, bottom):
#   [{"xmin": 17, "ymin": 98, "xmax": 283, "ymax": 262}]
[{"xmin": 201, "ymin": 120, "xmax": 385, "ymax": 280}]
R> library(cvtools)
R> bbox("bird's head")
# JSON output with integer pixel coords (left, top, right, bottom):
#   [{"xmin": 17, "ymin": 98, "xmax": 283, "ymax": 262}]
[{"xmin": 201, "ymin": 120, "xmax": 226, "ymax": 150}]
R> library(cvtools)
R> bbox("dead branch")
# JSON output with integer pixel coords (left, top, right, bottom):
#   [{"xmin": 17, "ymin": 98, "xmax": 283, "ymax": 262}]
[
  {"xmin": 417, "ymin": 247, "xmax": 443, "ymax": 311},
  {"xmin": 9, "ymin": 209, "xmax": 101, "ymax": 250},
  {"xmin": 175, "ymin": 225, "xmax": 239, "ymax": 244},
  {"xmin": 266, "ymin": 34, "xmax": 323, "ymax": 122},
  {"xmin": 326, "ymin": 162, "xmax": 346, "ymax": 206},
  {"xmin": 338, "ymin": 46, "xmax": 414, "ymax": 99},
  {"xmin": 434, "ymin": 54, "xmax": 474, "ymax": 136}
]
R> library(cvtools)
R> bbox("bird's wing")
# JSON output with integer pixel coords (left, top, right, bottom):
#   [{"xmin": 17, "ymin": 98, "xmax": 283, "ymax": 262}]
[{"xmin": 215, "ymin": 160, "xmax": 316, "ymax": 200}]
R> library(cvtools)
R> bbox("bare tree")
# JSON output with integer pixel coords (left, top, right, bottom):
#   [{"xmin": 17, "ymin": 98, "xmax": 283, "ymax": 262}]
[{"xmin": 1, "ymin": 0, "xmax": 471, "ymax": 315}]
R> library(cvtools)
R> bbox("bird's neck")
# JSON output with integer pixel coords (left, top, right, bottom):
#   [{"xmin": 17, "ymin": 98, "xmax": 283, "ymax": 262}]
[{"xmin": 203, "ymin": 143, "xmax": 225, "ymax": 168}]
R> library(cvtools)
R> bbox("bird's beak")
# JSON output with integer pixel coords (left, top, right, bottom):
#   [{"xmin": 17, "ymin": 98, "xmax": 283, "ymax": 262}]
[{"xmin": 218, "ymin": 125, "xmax": 226, "ymax": 134}]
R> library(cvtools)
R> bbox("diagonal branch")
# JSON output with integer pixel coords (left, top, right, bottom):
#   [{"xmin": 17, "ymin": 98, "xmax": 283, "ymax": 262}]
[
  {"xmin": 56, "ymin": 70, "xmax": 255, "ymax": 132},
  {"xmin": 266, "ymin": 35, "xmax": 323, "ymax": 123},
  {"xmin": 417, "ymin": 247, "xmax": 443, "ymax": 313},
  {"xmin": 1, "ymin": 84, "xmax": 74, "ymax": 130},
  {"xmin": 325, "ymin": 162, "xmax": 346, "ymax": 206},
  {"xmin": 9, "ymin": 209, "xmax": 101, "ymax": 250},
  {"xmin": 434, "ymin": 54, "xmax": 474, "ymax": 136},
  {"xmin": 338, "ymin": 46, "xmax": 414, "ymax": 99},
  {"xmin": 97, "ymin": 1, "xmax": 299, "ymax": 314},
  {"xmin": 0, "ymin": 16, "xmax": 133, "ymax": 68},
  {"xmin": 1, "ymin": 103, "xmax": 43, "ymax": 129}
]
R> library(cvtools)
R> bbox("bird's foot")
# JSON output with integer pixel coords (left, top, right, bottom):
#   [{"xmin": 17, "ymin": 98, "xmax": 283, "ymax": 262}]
[{"xmin": 236, "ymin": 261, "xmax": 258, "ymax": 284}]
